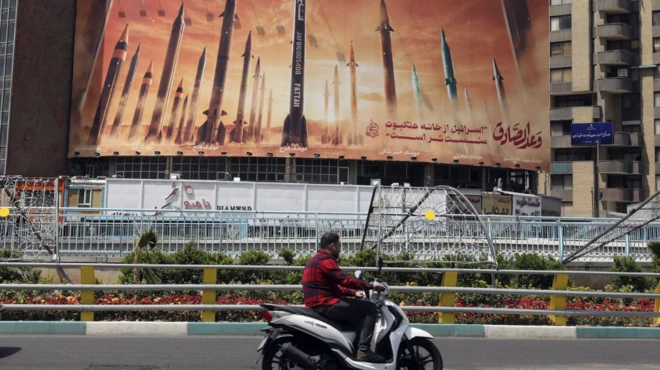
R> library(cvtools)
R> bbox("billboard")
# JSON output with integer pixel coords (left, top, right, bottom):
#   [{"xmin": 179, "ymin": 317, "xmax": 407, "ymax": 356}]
[
  {"xmin": 69, "ymin": 0, "xmax": 549, "ymax": 170},
  {"xmin": 570, "ymin": 122, "xmax": 613, "ymax": 146}
]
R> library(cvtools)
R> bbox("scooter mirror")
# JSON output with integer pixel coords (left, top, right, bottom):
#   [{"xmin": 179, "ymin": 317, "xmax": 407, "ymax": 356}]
[{"xmin": 354, "ymin": 270, "xmax": 363, "ymax": 280}]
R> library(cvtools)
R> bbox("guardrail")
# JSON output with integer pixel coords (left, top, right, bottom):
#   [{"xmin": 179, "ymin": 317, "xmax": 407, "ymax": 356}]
[
  {"xmin": 1, "ymin": 263, "xmax": 659, "ymax": 326},
  {"xmin": 0, "ymin": 208, "xmax": 658, "ymax": 261}
]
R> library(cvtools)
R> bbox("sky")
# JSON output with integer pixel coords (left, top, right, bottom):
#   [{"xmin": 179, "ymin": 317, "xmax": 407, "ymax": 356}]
[{"xmin": 71, "ymin": 0, "xmax": 549, "ymax": 168}]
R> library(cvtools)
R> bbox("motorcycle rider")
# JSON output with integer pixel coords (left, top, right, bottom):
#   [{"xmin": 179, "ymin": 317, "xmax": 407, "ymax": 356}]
[{"xmin": 302, "ymin": 232, "xmax": 387, "ymax": 363}]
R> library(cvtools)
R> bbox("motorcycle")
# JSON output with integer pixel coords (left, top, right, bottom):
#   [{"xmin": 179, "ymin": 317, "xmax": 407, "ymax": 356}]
[{"xmin": 256, "ymin": 269, "xmax": 443, "ymax": 370}]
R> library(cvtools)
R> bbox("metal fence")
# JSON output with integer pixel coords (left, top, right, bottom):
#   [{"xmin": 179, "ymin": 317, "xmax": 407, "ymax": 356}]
[
  {"xmin": 0, "ymin": 263, "xmax": 659, "ymax": 326},
  {"xmin": 0, "ymin": 207, "xmax": 657, "ymax": 261}
]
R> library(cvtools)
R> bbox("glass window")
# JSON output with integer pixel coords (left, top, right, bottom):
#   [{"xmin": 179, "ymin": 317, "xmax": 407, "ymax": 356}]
[
  {"xmin": 553, "ymin": 94, "xmax": 592, "ymax": 108},
  {"xmin": 550, "ymin": 42, "xmax": 572, "ymax": 56},
  {"xmin": 115, "ymin": 157, "xmax": 167, "ymax": 179},
  {"xmin": 654, "ymin": 38, "xmax": 660, "ymax": 53},
  {"xmin": 551, "ymin": 16, "xmax": 571, "ymax": 31},
  {"xmin": 653, "ymin": 11, "xmax": 660, "ymax": 26},
  {"xmin": 550, "ymin": 68, "xmax": 572, "ymax": 83},
  {"xmin": 551, "ymin": 0, "xmax": 572, "ymax": 5},
  {"xmin": 295, "ymin": 158, "xmax": 349, "ymax": 184},
  {"xmin": 77, "ymin": 189, "xmax": 92, "ymax": 208}
]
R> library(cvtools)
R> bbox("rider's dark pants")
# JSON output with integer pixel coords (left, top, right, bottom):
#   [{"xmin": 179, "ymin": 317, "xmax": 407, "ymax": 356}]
[{"xmin": 320, "ymin": 299, "xmax": 378, "ymax": 352}]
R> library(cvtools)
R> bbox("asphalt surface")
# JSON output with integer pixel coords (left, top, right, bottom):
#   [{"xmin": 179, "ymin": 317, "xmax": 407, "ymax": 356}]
[{"xmin": 0, "ymin": 336, "xmax": 658, "ymax": 369}]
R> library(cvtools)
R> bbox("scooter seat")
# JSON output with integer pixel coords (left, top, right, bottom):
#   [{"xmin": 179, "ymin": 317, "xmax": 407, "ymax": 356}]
[{"xmin": 262, "ymin": 304, "xmax": 355, "ymax": 332}]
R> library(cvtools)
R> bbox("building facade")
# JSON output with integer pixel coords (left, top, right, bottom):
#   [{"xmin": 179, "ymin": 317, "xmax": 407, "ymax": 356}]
[
  {"xmin": 3, "ymin": 1, "xmax": 541, "ymax": 201},
  {"xmin": 544, "ymin": 0, "xmax": 660, "ymax": 216}
]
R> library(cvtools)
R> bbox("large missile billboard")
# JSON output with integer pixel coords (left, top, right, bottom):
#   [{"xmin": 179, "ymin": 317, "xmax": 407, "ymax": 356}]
[{"xmin": 69, "ymin": 0, "xmax": 549, "ymax": 171}]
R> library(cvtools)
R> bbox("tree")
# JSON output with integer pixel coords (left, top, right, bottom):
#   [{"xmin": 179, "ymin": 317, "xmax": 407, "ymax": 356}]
[{"xmin": 132, "ymin": 230, "xmax": 160, "ymax": 284}]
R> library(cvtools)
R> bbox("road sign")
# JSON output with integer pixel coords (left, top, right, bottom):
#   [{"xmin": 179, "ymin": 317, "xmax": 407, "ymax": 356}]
[{"xmin": 570, "ymin": 122, "xmax": 613, "ymax": 146}]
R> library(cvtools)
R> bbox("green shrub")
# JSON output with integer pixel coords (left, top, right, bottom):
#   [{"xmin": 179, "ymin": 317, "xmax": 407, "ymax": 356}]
[{"xmin": 610, "ymin": 256, "xmax": 655, "ymax": 293}]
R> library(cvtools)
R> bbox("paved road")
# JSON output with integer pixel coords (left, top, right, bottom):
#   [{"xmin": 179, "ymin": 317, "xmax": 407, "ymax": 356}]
[{"xmin": 0, "ymin": 336, "xmax": 658, "ymax": 369}]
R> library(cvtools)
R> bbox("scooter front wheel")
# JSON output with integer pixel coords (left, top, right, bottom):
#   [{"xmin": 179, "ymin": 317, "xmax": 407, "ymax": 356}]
[{"xmin": 396, "ymin": 337, "xmax": 443, "ymax": 370}]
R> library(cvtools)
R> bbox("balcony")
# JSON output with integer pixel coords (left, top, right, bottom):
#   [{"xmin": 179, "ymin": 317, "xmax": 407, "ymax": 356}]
[
  {"xmin": 655, "ymin": 80, "xmax": 660, "ymax": 92},
  {"xmin": 550, "ymin": 132, "xmax": 642, "ymax": 149},
  {"xmin": 550, "ymin": 55, "xmax": 572, "ymax": 69},
  {"xmin": 550, "ymin": 82, "xmax": 573, "ymax": 95},
  {"xmin": 551, "ymin": 188, "xmax": 573, "ymax": 203},
  {"xmin": 599, "ymin": 161, "xmax": 642, "ymax": 175},
  {"xmin": 655, "ymin": 135, "xmax": 660, "ymax": 147},
  {"xmin": 550, "ymin": 4, "xmax": 572, "ymax": 16},
  {"xmin": 655, "ymin": 107, "xmax": 660, "ymax": 119},
  {"xmin": 596, "ymin": 77, "xmax": 633, "ymax": 94},
  {"xmin": 550, "ymin": 162, "xmax": 573, "ymax": 174},
  {"xmin": 596, "ymin": 0, "xmax": 637, "ymax": 13},
  {"xmin": 602, "ymin": 188, "xmax": 643, "ymax": 203},
  {"xmin": 550, "ymin": 29, "xmax": 572, "ymax": 43},
  {"xmin": 549, "ymin": 106, "xmax": 601, "ymax": 121},
  {"xmin": 595, "ymin": 50, "xmax": 633, "ymax": 66},
  {"xmin": 595, "ymin": 23, "xmax": 633, "ymax": 40}
]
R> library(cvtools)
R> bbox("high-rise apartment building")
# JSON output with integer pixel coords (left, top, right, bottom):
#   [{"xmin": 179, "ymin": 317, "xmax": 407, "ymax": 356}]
[{"xmin": 544, "ymin": 0, "xmax": 660, "ymax": 216}]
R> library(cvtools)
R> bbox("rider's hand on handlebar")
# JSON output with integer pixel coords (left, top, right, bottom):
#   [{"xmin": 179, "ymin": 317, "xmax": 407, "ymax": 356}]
[
  {"xmin": 355, "ymin": 291, "xmax": 366, "ymax": 298},
  {"xmin": 372, "ymin": 282, "xmax": 386, "ymax": 292}
]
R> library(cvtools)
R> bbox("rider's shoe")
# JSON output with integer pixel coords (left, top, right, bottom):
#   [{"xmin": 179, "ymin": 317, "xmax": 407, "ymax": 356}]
[{"xmin": 355, "ymin": 349, "xmax": 387, "ymax": 363}]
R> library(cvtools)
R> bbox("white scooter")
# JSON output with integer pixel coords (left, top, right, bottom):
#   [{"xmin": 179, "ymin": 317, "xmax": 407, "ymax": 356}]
[{"xmin": 256, "ymin": 269, "xmax": 443, "ymax": 370}]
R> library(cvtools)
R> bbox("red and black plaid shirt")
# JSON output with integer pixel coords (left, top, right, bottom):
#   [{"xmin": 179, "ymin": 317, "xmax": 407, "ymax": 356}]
[{"xmin": 303, "ymin": 249, "xmax": 373, "ymax": 311}]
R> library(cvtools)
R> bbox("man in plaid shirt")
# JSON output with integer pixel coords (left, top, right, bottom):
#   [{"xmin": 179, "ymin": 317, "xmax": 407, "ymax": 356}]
[{"xmin": 303, "ymin": 232, "xmax": 386, "ymax": 363}]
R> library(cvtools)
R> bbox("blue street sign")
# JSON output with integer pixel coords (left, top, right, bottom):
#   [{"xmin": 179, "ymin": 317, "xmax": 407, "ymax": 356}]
[{"xmin": 570, "ymin": 122, "xmax": 613, "ymax": 146}]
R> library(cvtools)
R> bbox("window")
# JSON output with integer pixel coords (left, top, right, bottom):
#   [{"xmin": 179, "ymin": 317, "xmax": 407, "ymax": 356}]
[
  {"xmin": 607, "ymin": 14, "xmax": 634, "ymax": 26},
  {"xmin": 607, "ymin": 40, "xmax": 640, "ymax": 53},
  {"xmin": 551, "ymin": 175, "xmax": 573, "ymax": 190},
  {"xmin": 115, "ymin": 157, "xmax": 167, "ymax": 179},
  {"xmin": 550, "ymin": 68, "xmax": 572, "ymax": 83},
  {"xmin": 622, "ymin": 93, "xmax": 641, "ymax": 121},
  {"xmin": 550, "ymin": 42, "xmax": 572, "ymax": 56},
  {"xmin": 554, "ymin": 148, "xmax": 592, "ymax": 162},
  {"xmin": 229, "ymin": 157, "xmax": 286, "ymax": 182},
  {"xmin": 550, "ymin": 120, "xmax": 571, "ymax": 136},
  {"xmin": 655, "ymin": 93, "xmax": 660, "ymax": 108},
  {"xmin": 656, "ymin": 147, "xmax": 660, "ymax": 163},
  {"xmin": 654, "ymin": 38, "xmax": 660, "ymax": 53},
  {"xmin": 172, "ymin": 157, "xmax": 228, "ymax": 180},
  {"xmin": 77, "ymin": 189, "xmax": 92, "ymax": 208},
  {"xmin": 656, "ymin": 175, "xmax": 660, "ymax": 192},
  {"xmin": 655, "ymin": 120, "xmax": 660, "ymax": 135},
  {"xmin": 553, "ymin": 94, "xmax": 593, "ymax": 108},
  {"xmin": 550, "ymin": 16, "xmax": 571, "ymax": 31},
  {"xmin": 551, "ymin": 0, "xmax": 571, "ymax": 4},
  {"xmin": 653, "ymin": 11, "xmax": 660, "ymax": 26},
  {"xmin": 296, "ymin": 159, "xmax": 349, "ymax": 184}
]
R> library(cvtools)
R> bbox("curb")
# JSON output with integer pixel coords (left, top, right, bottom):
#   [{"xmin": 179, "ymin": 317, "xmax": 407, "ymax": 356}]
[{"xmin": 0, "ymin": 322, "xmax": 659, "ymax": 339}]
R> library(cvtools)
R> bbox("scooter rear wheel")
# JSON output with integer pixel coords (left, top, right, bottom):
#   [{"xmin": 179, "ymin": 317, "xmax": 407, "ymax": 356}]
[{"xmin": 396, "ymin": 337, "xmax": 443, "ymax": 370}]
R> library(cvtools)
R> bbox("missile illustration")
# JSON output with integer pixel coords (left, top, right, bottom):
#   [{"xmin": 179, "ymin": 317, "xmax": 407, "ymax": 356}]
[
  {"xmin": 230, "ymin": 31, "xmax": 253, "ymax": 144},
  {"xmin": 145, "ymin": 4, "xmax": 185, "ymax": 143},
  {"xmin": 280, "ymin": 0, "xmax": 308, "ymax": 148},
  {"xmin": 347, "ymin": 41, "xmax": 359, "ymax": 146},
  {"xmin": 502, "ymin": 0, "xmax": 532, "ymax": 92},
  {"xmin": 441, "ymin": 29, "xmax": 462, "ymax": 125},
  {"xmin": 267, "ymin": 88, "xmax": 273, "ymax": 130},
  {"xmin": 184, "ymin": 47, "xmax": 207, "ymax": 143},
  {"xmin": 166, "ymin": 79, "xmax": 184, "ymax": 141},
  {"xmin": 88, "ymin": 24, "xmax": 129, "ymax": 146},
  {"xmin": 197, "ymin": 1, "xmax": 238, "ymax": 145},
  {"xmin": 333, "ymin": 65, "xmax": 341, "ymax": 145},
  {"xmin": 493, "ymin": 58, "xmax": 511, "ymax": 126},
  {"xmin": 376, "ymin": 0, "xmax": 397, "ymax": 121},
  {"xmin": 175, "ymin": 95, "xmax": 189, "ymax": 144},
  {"xmin": 109, "ymin": 43, "xmax": 140, "ymax": 140},
  {"xmin": 322, "ymin": 79, "xmax": 329, "ymax": 144},
  {"xmin": 129, "ymin": 61, "xmax": 153, "ymax": 140},
  {"xmin": 464, "ymin": 86, "xmax": 473, "ymax": 126},
  {"xmin": 412, "ymin": 64, "xmax": 422, "ymax": 125},
  {"xmin": 247, "ymin": 57, "xmax": 261, "ymax": 142},
  {"xmin": 255, "ymin": 74, "xmax": 266, "ymax": 143}
]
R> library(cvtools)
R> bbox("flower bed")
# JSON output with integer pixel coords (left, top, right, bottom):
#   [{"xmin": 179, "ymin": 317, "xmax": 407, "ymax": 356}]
[{"xmin": 0, "ymin": 295, "xmax": 655, "ymax": 326}]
